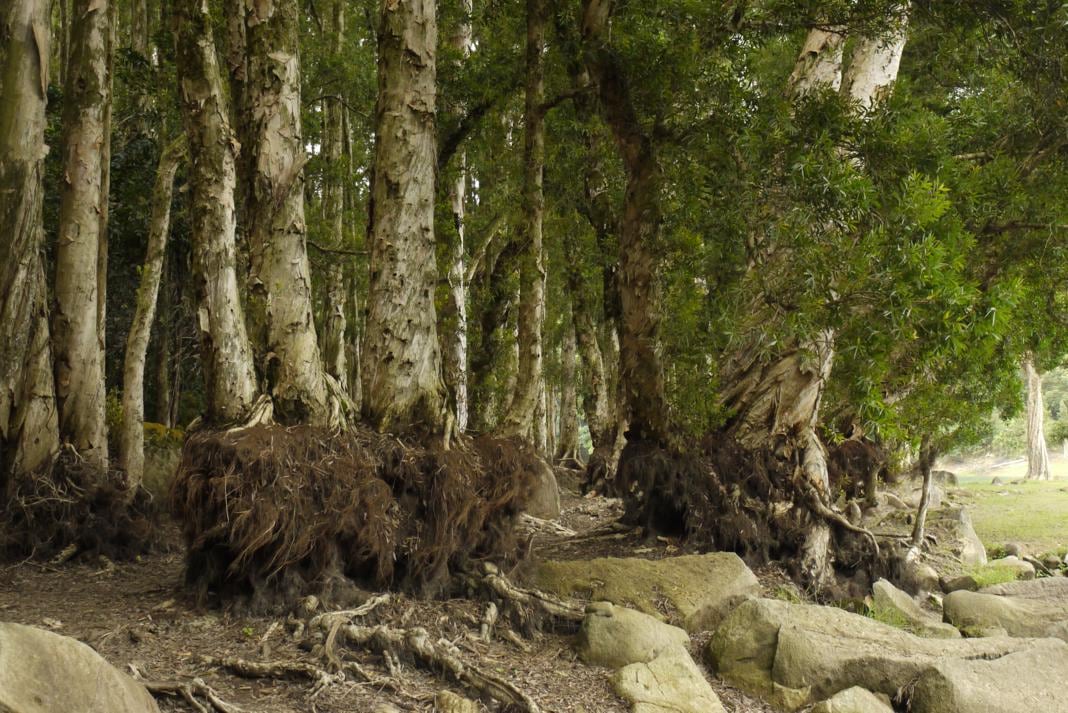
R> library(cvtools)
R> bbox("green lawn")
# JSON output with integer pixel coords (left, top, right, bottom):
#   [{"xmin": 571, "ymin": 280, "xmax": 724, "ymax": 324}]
[{"xmin": 945, "ymin": 457, "xmax": 1068, "ymax": 558}]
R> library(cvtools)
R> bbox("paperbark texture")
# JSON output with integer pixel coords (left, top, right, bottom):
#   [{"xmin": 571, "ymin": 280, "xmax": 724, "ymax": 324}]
[
  {"xmin": 1024, "ymin": 355, "xmax": 1051, "ymax": 480},
  {"xmin": 53, "ymin": 0, "xmax": 111, "ymax": 468},
  {"xmin": 362, "ymin": 0, "xmax": 450, "ymax": 434},
  {"xmin": 174, "ymin": 0, "xmax": 259, "ymax": 424},
  {"xmin": 0, "ymin": 0, "xmax": 60, "ymax": 482}
]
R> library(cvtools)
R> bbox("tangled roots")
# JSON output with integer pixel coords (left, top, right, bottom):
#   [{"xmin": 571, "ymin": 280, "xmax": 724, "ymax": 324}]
[
  {"xmin": 170, "ymin": 425, "xmax": 541, "ymax": 610},
  {"xmin": 615, "ymin": 436, "xmax": 888, "ymax": 594},
  {"xmin": 0, "ymin": 449, "xmax": 159, "ymax": 561}
]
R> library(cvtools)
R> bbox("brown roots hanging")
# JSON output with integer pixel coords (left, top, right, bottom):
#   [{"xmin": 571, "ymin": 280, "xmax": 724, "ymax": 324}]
[
  {"xmin": 0, "ymin": 448, "xmax": 159, "ymax": 561},
  {"xmin": 613, "ymin": 434, "xmax": 890, "ymax": 595},
  {"xmin": 170, "ymin": 425, "xmax": 541, "ymax": 610}
]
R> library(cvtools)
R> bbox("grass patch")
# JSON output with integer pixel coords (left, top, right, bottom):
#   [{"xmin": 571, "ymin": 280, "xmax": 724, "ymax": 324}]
[
  {"xmin": 966, "ymin": 563, "xmax": 1023, "ymax": 588},
  {"xmin": 866, "ymin": 602, "xmax": 914, "ymax": 632},
  {"xmin": 951, "ymin": 476, "xmax": 1068, "ymax": 556}
]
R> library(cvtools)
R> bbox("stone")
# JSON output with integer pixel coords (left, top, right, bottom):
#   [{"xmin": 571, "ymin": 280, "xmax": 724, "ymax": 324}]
[
  {"xmin": 931, "ymin": 469, "xmax": 958, "ymax": 486},
  {"xmin": 991, "ymin": 476, "xmax": 1005, "ymax": 485},
  {"xmin": 612, "ymin": 647, "xmax": 725, "ymax": 713},
  {"xmin": 939, "ymin": 574, "xmax": 979, "ymax": 593},
  {"xmin": 578, "ymin": 602, "xmax": 690, "ymax": 669},
  {"xmin": 1041, "ymin": 553, "xmax": 1062, "ymax": 570},
  {"xmin": 942, "ymin": 579, "xmax": 1068, "ymax": 641},
  {"xmin": 911, "ymin": 484, "xmax": 944, "ymax": 510},
  {"xmin": 531, "ymin": 553, "xmax": 759, "ymax": 633},
  {"xmin": 811, "ymin": 687, "xmax": 894, "ymax": 713},
  {"xmin": 988, "ymin": 555, "xmax": 1036, "ymax": 580},
  {"xmin": 434, "ymin": 690, "xmax": 478, "ymax": 713},
  {"xmin": 877, "ymin": 491, "xmax": 911, "ymax": 511},
  {"xmin": 1004, "ymin": 542, "xmax": 1024, "ymax": 557},
  {"xmin": 910, "ymin": 640, "xmax": 1068, "ymax": 713},
  {"xmin": 524, "ymin": 460, "xmax": 561, "ymax": 519},
  {"xmin": 0, "ymin": 622, "xmax": 160, "ymax": 713},
  {"xmin": 871, "ymin": 579, "xmax": 959, "ymax": 638},
  {"xmin": 707, "ymin": 597, "xmax": 1053, "ymax": 710},
  {"xmin": 940, "ymin": 508, "xmax": 987, "ymax": 568},
  {"xmin": 901, "ymin": 560, "xmax": 941, "ymax": 596}
]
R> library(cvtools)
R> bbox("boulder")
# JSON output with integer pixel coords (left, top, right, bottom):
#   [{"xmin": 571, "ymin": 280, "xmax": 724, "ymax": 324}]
[
  {"xmin": 988, "ymin": 555, "xmax": 1036, "ymax": 580},
  {"xmin": 911, "ymin": 484, "xmax": 944, "ymax": 510},
  {"xmin": 1004, "ymin": 542, "xmax": 1025, "ymax": 558},
  {"xmin": 939, "ymin": 508, "xmax": 987, "ymax": 568},
  {"xmin": 524, "ymin": 460, "xmax": 561, "ymax": 519},
  {"xmin": 942, "ymin": 580, "xmax": 1068, "ymax": 641},
  {"xmin": 532, "ymin": 553, "xmax": 759, "ymax": 633},
  {"xmin": 939, "ymin": 574, "xmax": 979, "ymax": 593},
  {"xmin": 707, "ymin": 598, "xmax": 1053, "ymax": 710},
  {"xmin": 812, "ymin": 687, "xmax": 894, "ymax": 713},
  {"xmin": 612, "ymin": 647, "xmax": 725, "ymax": 713},
  {"xmin": 578, "ymin": 602, "xmax": 690, "ymax": 669},
  {"xmin": 0, "ymin": 622, "xmax": 159, "ymax": 713},
  {"xmin": 931, "ymin": 470, "xmax": 958, "ymax": 486},
  {"xmin": 871, "ymin": 579, "xmax": 959, "ymax": 638},
  {"xmin": 910, "ymin": 640, "xmax": 1068, "ymax": 713},
  {"xmin": 900, "ymin": 559, "xmax": 941, "ymax": 596}
]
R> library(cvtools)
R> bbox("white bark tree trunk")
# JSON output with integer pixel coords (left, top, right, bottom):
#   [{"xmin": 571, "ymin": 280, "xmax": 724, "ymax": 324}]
[
  {"xmin": 557, "ymin": 319, "xmax": 580, "ymax": 463},
  {"xmin": 0, "ymin": 0, "xmax": 61, "ymax": 482},
  {"xmin": 1024, "ymin": 355, "xmax": 1051, "ymax": 480},
  {"xmin": 444, "ymin": 0, "xmax": 473, "ymax": 433},
  {"xmin": 175, "ymin": 0, "xmax": 259, "ymax": 425},
  {"xmin": 320, "ymin": 0, "xmax": 349, "ymax": 394},
  {"xmin": 53, "ymin": 0, "xmax": 111, "ymax": 469},
  {"xmin": 243, "ymin": 0, "xmax": 347, "ymax": 427},
  {"xmin": 363, "ymin": 0, "xmax": 450, "ymax": 434},
  {"xmin": 119, "ymin": 139, "xmax": 181, "ymax": 487}
]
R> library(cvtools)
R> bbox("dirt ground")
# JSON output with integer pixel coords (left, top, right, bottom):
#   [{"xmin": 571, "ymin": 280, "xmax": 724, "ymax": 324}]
[{"xmin": 0, "ymin": 489, "xmax": 778, "ymax": 713}]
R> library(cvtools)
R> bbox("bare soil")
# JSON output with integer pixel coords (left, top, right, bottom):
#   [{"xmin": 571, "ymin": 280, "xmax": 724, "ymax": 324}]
[{"xmin": 0, "ymin": 490, "xmax": 780, "ymax": 713}]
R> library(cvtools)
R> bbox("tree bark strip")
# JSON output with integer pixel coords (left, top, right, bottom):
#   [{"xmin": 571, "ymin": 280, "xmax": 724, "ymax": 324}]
[{"xmin": 1024, "ymin": 354, "xmax": 1051, "ymax": 480}]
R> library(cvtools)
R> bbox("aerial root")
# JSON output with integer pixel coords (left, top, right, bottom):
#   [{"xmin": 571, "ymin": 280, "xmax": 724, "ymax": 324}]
[{"xmin": 804, "ymin": 485, "xmax": 881, "ymax": 557}]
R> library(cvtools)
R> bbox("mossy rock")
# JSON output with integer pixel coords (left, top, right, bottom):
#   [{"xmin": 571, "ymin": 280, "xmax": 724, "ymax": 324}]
[{"xmin": 529, "ymin": 552, "xmax": 759, "ymax": 633}]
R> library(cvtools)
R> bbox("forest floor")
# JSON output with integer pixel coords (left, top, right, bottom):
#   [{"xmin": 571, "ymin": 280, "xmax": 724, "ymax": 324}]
[{"xmin": 0, "ymin": 487, "xmax": 778, "ymax": 713}]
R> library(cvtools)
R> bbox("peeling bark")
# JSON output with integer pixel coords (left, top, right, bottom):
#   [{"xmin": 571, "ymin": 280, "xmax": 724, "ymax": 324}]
[
  {"xmin": 363, "ymin": 0, "xmax": 449, "ymax": 434},
  {"xmin": 556, "ymin": 319, "xmax": 580, "ymax": 464},
  {"xmin": 174, "ymin": 0, "xmax": 259, "ymax": 424},
  {"xmin": 443, "ymin": 0, "xmax": 473, "ymax": 433},
  {"xmin": 499, "ymin": 0, "xmax": 547, "ymax": 439},
  {"xmin": 53, "ymin": 0, "xmax": 111, "ymax": 468},
  {"xmin": 581, "ymin": 1, "xmax": 670, "ymax": 446},
  {"xmin": 243, "ymin": 0, "xmax": 347, "ymax": 427},
  {"xmin": 1024, "ymin": 355, "xmax": 1051, "ymax": 481},
  {"xmin": 120, "ymin": 139, "xmax": 182, "ymax": 487},
  {"xmin": 0, "ymin": 0, "xmax": 60, "ymax": 483},
  {"xmin": 320, "ymin": 0, "xmax": 349, "ymax": 395}
]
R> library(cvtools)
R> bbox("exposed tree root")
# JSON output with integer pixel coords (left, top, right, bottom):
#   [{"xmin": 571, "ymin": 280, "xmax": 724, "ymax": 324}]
[
  {"xmin": 1, "ymin": 448, "xmax": 159, "ymax": 562},
  {"xmin": 612, "ymin": 437, "xmax": 892, "ymax": 596},
  {"xmin": 130, "ymin": 665, "xmax": 242, "ymax": 713},
  {"xmin": 171, "ymin": 425, "xmax": 541, "ymax": 610},
  {"xmin": 474, "ymin": 563, "xmax": 584, "ymax": 631}
]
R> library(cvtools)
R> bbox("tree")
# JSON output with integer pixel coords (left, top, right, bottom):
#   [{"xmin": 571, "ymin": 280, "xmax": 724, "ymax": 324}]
[
  {"xmin": 362, "ymin": 0, "xmax": 450, "ymax": 434},
  {"xmin": 1024, "ymin": 355, "xmax": 1051, "ymax": 480},
  {"xmin": 0, "ymin": 0, "xmax": 60, "ymax": 484},
  {"xmin": 119, "ymin": 137, "xmax": 182, "ymax": 487},
  {"xmin": 53, "ymin": 0, "xmax": 111, "ymax": 469},
  {"xmin": 242, "ymin": 0, "xmax": 348, "ymax": 427},
  {"xmin": 499, "ymin": 0, "xmax": 547, "ymax": 439},
  {"xmin": 174, "ymin": 0, "xmax": 259, "ymax": 425}
]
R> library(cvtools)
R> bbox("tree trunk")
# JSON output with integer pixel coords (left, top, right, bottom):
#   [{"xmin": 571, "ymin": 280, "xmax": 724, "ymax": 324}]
[
  {"xmin": 320, "ymin": 0, "xmax": 349, "ymax": 394},
  {"xmin": 0, "ymin": 0, "xmax": 61, "ymax": 483},
  {"xmin": 911, "ymin": 435, "xmax": 936, "ymax": 548},
  {"xmin": 442, "ymin": 0, "xmax": 473, "ymax": 433},
  {"xmin": 498, "ymin": 0, "xmax": 547, "ymax": 439},
  {"xmin": 557, "ymin": 319, "xmax": 580, "ymax": 464},
  {"xmin": 119, "ymin": 139, "xmax": 181, "ymax": 487},
  {"xmin": 53, "ymin": 0, "xmax": 111, "ymax": 469},
  {"xmin": 131, "ymin": 0, "xmax": 148, "ymax": 57},
  {"xmin": 1024, "ymin": 355, "xmax": 1051, "ymax": 480},
  {"xmin": 174, "ymin": 0, "xmax": 259, "ymax": 424},
  {"xmin": 362, "ymin": 0, "xmax": 449, "ymax": 434},
  {"xmin": 242, "ymin": 0, "xmax": 346, "ymax": 427}
]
